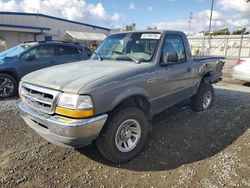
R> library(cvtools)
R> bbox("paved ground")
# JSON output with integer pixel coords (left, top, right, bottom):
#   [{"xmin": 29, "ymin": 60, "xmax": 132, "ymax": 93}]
[{"xmin": 0, "ymin": 60, "xmax": 250, "ymax": 188}]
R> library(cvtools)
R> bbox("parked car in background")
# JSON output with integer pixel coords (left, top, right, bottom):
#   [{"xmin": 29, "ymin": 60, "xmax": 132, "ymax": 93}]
[
  {"xmin": 0, "ymin": 41, "xmax": 92, "ymax": 99},
  {"xmin": 232, "ymin": 58, "xmax": 250, "ymax": 83}
]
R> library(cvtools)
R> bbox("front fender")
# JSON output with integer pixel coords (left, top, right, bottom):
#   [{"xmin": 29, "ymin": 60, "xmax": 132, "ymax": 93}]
[
  {"xmin": 111, "ymin": 87, "xmax": 150, "ymax": 110},
  {"xmin": 0, "ymin": 67, "xmax": 19, "ymax": 81}
]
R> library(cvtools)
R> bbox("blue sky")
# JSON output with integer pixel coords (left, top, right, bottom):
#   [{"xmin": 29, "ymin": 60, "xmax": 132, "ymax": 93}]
[
  {"xmin": 1, "ymin": 0, "xmax": 250, "ymax": 34},
  {"xmin": 89, "ymin": 0, "xmax": 214, "ymax": 28}
]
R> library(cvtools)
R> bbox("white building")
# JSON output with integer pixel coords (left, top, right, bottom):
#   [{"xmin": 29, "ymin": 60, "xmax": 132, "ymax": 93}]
[{"xmin": 0, "ymin": 12, "xmax": 110, "ymax": 50}]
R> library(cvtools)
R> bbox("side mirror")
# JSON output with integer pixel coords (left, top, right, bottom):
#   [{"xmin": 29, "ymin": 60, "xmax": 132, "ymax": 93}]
[
  {"xmin": 26, "ymin": 53, "xmax": 36, "ymax": 61},
  {"xmin": 160, "ymin": 52, "xmax": 178, "ymax": 66}
]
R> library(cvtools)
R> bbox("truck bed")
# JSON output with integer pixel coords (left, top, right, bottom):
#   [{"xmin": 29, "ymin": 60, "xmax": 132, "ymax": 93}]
[
  {"xmin": 193, "ymin": 56, "xmax": 224, "ymax": 61},
  {"xmin": 194, "ymin": 56, "xmax": 225, "ymax": 84}
]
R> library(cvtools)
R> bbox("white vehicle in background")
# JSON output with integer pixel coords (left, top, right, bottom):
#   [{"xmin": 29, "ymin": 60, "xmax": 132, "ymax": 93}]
[{"xmin": 232, "ymin": 58, "xmax": 250, "ymax": 82}]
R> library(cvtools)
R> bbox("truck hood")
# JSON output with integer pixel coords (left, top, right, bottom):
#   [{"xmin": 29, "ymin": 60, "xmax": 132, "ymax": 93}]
[{"xmin": 22, "ymin": 60, "xmax": 138, "ymax": 93}]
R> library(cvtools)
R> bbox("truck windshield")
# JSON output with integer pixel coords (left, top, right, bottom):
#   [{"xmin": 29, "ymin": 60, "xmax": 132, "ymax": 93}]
[
  {"xmin": 91, "ymin": 32, "xmax": 161, "ymax": 62},
  {"xmin": 0, "ymin": 42, "xmax": 37, "ymax": 61}
]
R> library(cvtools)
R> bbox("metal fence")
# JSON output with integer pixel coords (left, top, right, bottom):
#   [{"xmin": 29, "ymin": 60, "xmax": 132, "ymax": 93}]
[{"xmin": 187, "ymin": 35, "xmax": 250, "ymax": 59}]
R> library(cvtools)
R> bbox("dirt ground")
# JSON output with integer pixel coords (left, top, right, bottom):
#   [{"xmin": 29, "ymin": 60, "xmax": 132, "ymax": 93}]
[{"xmin": 0, "ymin": 60, "xmax": 250, "ymax": 188}]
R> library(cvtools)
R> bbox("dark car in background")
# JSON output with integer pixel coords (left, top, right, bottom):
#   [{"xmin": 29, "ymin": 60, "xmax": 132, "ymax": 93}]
[{"xmin": 0, "ymin": 41, "xmax": 92, "ymax": 99}]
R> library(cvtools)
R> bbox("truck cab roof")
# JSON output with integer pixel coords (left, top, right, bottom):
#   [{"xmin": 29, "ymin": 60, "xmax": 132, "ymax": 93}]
[{"xmin": 112, "ymin": 30, "xmax": 186, "ymax": 35}]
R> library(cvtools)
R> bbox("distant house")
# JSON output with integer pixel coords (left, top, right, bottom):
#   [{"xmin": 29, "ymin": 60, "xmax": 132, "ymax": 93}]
[{"xmin": 195, "ymin": 32, "xmax": 205, "ymax": 37}]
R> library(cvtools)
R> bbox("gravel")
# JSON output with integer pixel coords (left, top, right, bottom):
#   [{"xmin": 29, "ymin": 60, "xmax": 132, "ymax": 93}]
[{"xmin": 0, "ymin": 66, "xmax": 250, "ymax": 187}]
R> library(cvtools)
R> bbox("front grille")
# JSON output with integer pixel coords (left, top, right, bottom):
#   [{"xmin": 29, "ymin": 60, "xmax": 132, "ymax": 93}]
[{"xmin": 20, "ymin": 82, "xmax": 60, "ymax": 114}]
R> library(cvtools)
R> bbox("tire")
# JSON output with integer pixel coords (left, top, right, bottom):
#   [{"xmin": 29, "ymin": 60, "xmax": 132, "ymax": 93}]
[
  {"xmin": 96, "ymin": 107, "xmax": 149, "ymax": 163},
  {"xmin": 0, "ymin": 73, "xmax": 18, "ymax": 99},
  {"xmin": 191, "ymin": 82, "xmax": 214, "ymax": 112}
]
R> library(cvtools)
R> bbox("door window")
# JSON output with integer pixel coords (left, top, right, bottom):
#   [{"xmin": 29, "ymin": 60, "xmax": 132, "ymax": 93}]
[
  {"xmin": 162, "ymin": 35, "xmax": 186, "ymax": 63},
  {"xmin": 55, "ymin": 45, "xmax": 79, "ymax": 56},
  {"xmin": 21, "ymin": 48, "xmax": 36, "ymax": 60},
  {"xmin": 83, "ymin": 47, "xmax": 92, "ymax": 58},
  {"xmin": 36, "ymin": 45, "xmax": 54, "ymax": 58},
  {"xmin": 21, "ymin": 45, "xmax": 54, "ymax": 60}
]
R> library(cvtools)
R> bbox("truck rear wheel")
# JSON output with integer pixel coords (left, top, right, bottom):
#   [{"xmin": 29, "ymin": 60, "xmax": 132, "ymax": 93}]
[
  {"xmin": 191, "ymin": 83, "xmax": 214, "ymax": 112},
  {"xmin": 96, "ymin": 107, "xmax": 149, "ymax": 163}
]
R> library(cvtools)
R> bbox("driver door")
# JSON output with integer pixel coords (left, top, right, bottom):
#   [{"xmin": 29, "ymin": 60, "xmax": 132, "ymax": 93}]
[{"xmin": 154, "ymin": 34, "xmax": 196, "ymax": 113}]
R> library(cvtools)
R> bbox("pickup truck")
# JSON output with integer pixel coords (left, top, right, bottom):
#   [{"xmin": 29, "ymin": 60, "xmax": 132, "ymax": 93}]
[{"xmin": 18, "ymin": 30, "xmax": 224, "ymax": 163}]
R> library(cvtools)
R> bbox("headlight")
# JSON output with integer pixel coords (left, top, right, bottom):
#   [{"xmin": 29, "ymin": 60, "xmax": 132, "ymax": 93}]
[
  {"xmin": 55, "ymin": 93, "xmax": 94, "ymax": 118},
  {"xmin": 57, "ymin": 93, "xmax": 93, "ymax": 110},
  {"xmin": 19, "ymin": 81, "xmax": 24, "ymax": 99}
]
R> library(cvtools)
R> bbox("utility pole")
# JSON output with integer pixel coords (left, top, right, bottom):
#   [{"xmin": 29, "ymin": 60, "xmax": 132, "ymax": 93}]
[
  {"xmin": 208, "ymin": 0, "xmax": 214, "ymax": 34},
  {"xmin": 208, "ymin": 0, "xmax": 214, "ymax": 55},
  {"xmin": 188, "ymin": 12, "xmax": 193, "ymax": 36}
]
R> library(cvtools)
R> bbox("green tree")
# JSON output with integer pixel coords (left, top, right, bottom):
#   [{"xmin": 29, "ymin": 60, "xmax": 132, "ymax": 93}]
[
  {"xmin": 232, "ymin": 27, "xmax": 249, "ymax": 35},
  {"xmin": 125, "ymin": 23, "xmax": 136, "ymax": 31},
  {"xmin": 205, "ymin": 28, "xmax": 230, "ymax": 35}
]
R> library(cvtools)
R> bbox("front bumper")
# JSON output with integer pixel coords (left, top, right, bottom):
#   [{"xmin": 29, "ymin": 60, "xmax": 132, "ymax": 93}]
[{"xmin": 18, "ymin": 100, "xmax": 108, "ymax": 148}]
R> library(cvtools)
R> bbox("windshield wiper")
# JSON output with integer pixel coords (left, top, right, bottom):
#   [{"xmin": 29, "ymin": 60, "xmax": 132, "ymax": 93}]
[
  {"xmin": 112, "ymin": 50, "xmax": 140, "ymax": 64},
  {"xmin": 93, "ymin": 51, "xmax": 103, "ymax": 61}
]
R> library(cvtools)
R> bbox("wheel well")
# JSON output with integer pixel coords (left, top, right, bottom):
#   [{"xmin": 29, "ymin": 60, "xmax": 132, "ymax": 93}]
[
  {"xmin": 202, "ymin": 70, "xmax": 222, "ymax": 84},
  {"xmin": 0, "ymin": 71, "xmax": 18, "ymax": 82},
  {"xmin": 202, "ymin": 72, "xmax": 212, "ymax": 84},
  {"xmin": 112, "ymin": 95, "xmax": 152, "ymax": 120}
]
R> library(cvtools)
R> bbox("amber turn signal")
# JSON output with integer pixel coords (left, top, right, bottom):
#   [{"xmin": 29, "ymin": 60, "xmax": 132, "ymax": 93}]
[{"xmin": 55, "ymin": 107, "xmax": 94, "ymax": 119}]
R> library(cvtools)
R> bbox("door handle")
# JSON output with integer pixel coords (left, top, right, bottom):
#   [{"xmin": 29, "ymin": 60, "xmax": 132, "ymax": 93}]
[{"xmin": 187, "ymin": 67, "xmax": 192, "ymax": 72}]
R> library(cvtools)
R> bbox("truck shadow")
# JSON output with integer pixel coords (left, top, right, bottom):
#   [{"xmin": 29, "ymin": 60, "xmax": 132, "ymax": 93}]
[{"xmin": 77, "ymin": 88, "xmax": 250, "ymax": 171}]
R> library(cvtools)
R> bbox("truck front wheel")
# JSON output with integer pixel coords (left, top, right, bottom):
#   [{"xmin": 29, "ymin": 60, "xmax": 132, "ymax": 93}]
[
  {"xmin": 191, "ymin": 83, "xmax": 214, "ymax": 112},
  {"xmin": 96, "ymin": 107, "xmax": 149, "ymax": 163}
]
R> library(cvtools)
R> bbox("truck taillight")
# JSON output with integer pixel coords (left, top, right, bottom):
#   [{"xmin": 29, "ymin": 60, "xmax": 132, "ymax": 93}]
[{"xmin": 236, "ymin": 59, "xmax": 245, "ymax": 65}]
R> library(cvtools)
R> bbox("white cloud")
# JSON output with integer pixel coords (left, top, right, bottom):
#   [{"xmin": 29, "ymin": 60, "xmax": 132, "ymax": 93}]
[
  {"xmin": 154, "ymin": 19, "xmax": 189, "ymax": 31},
  {"xmin": 0, "ymin": 0, "xmax": 121, "ymax": 25},
  {"xmin": 152, "ymin": 0, "xmax": 250, "ymax": 35},
  {"xmin": 147, "ymin": 6, "xmax": 153, "ymax": 11},
  {"xmin": 153, "ymin": 10, "xmax": 224, "ymax": 34},
  {"xmin": 218, "ymin": 0, "xmax": 250, "ymax": 29},
  {"xmin": 0, "ymin": 0, "xmax": 19, "ymax": 11},
  {"xmin": 129, "ymin": 2, "xmax": 135, "ymax": 10},
  {"xmin": 226, "ymin": 15, "xmax": 250, "ymax": 29},
  {"xmin": 218, "ymin": 0, "xmax": 250, "ymax": 15},
  {"xmin": 110, "ymin": 12, "xmax": 121, "ymax": 22},
  {"xmin": 86, "ymin": 3, "xmax": 107, "ymax": 21}
]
